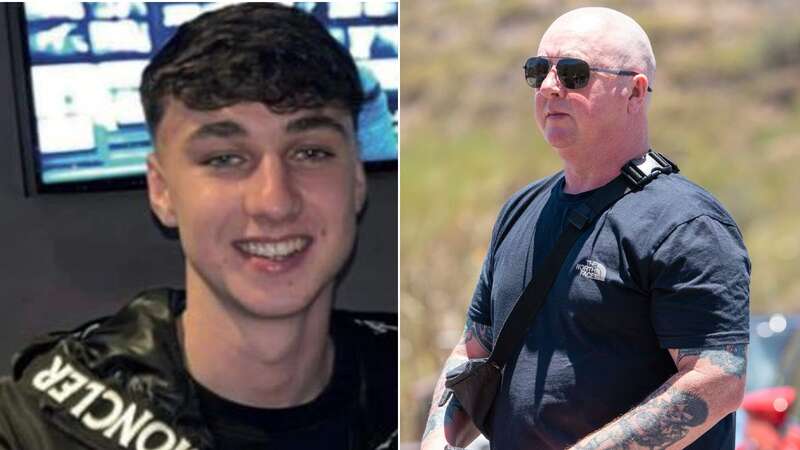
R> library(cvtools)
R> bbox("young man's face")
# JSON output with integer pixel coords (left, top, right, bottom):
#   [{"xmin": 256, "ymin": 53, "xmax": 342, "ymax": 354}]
[{"xmin": 147, "ymin": 99, "xmax": 366, "ymax": 318}]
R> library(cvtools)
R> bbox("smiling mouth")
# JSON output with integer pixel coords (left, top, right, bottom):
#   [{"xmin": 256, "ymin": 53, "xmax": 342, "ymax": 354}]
[{"xmin": 234, "ymin": 237, "xmax": 311, "ymax": 261}]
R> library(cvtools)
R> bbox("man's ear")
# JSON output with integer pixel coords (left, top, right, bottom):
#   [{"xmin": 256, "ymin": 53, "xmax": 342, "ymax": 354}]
[
  {"xmin": 627, "ymin": 74, "xmax": 649, "ymax": 114},
  {"xmin": 354, "ymin": 161, "xmax": 368, "ymax": 215},
  {"xmin": 147, "ymin": 153, "xmax": 177, "ymax": 228}
]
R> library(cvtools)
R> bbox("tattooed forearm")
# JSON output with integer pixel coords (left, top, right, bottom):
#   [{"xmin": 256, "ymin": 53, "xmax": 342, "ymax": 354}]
[
  {"xmin": 677, "ymin": 344, "xmax": 747, "ymax": 379},
  {"xmin": 572, "ymin": 346, "xmax": 745, "ymax": 449},
  {"xmin": 573, "ymin": 387, "xmax": 709, "ymax": 450},
  {"xmin": 462, "ymin": 317, "xmax": 493, "ymax": 353},
  {"xmin": 423, "ymin": 319, "xmax": 490, "ymax": 445},
  {"xmin": 423, "ymin": 402, "xmax": 445, "ymax": 439},
  {"xmin": 422, "ymin": 355, "xmax": 467, "ymax": 440},
  {"xmin": 422, "ymin": 400, "xmax": 445, "ymax": 440},
  {"xmin": 422, "ymin": 396, "xmax": 466, "ymax": 441}
]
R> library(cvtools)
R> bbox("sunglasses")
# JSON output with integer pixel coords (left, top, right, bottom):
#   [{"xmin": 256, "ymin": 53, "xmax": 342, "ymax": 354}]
[{"xmin": 524, "ymin": 56, "xmax": 652, "ymax": 92}]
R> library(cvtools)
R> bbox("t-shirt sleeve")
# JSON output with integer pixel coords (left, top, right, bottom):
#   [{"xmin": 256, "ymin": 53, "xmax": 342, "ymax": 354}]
[
  {"xmin": 467, "ymin": 175, "xmax": 560, "ymax": 327},
  {"xmin": 468, "ymin": 196, "xmax": 515, "ymax": 327},
  {"xmin": 650, "ymin": 215, "xmax": 751, "ymax": 349},
  {"xmin": 468, "ymin": 248, "xmax": 494, "ymax": 326}
]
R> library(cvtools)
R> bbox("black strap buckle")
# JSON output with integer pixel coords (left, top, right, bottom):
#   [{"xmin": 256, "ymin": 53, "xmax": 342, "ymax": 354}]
[
  {"xmin": 438, "ymin": 388, "xmax": 454, "ymax": 407},
  {"xmin": 621, "ymin": 150, "xmax": 679, "ymax": 190}
]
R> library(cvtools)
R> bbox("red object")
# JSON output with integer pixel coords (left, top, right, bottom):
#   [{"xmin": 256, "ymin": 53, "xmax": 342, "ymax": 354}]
[
  {"xmin": 739, "ymin": 386, "xmax": 800, "ymax": 450},
  {"xmin": 742, "ymin": 386, "xmax": 797, "ymax": 428},
  {"xmin": 784, "ymin": 425, "xmax": 800, "ymax": 449}
]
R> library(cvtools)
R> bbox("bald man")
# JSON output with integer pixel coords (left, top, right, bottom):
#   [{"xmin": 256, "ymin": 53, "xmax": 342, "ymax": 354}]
[{"xmin": 422, "ymin": 7, "xmax": 749, "ymax": 450}]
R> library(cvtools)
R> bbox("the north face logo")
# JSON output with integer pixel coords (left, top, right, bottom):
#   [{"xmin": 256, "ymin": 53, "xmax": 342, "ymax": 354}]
[{"xmin": 576, "ymin": 260, "xmax": 607, "ymax": 281}]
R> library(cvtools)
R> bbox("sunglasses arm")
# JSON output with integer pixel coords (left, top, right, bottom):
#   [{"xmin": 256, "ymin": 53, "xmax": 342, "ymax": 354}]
[{"xmin": 590, "ymin": 67, "xmax": 653, "ymax": 93}]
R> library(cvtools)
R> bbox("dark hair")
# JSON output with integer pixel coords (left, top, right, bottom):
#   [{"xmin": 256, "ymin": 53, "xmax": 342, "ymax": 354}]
[{"xmin": 139, "ymin": 3, "xmax": 363, "ymax": 135}]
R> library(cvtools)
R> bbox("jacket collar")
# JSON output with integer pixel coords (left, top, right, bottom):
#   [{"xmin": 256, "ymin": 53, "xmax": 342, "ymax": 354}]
[{"xmin": 15, "ymin": 288, "xmax": 215, "ymax": 449}]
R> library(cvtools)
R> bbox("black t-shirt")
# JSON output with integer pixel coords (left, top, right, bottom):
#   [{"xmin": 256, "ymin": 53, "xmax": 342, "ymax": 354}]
[
  {"xmin": 469, "ymin": 173, "xmax": 750, "ymax": 450},
  {"xmin": 195, "ymin": 381, "xmax": 351, "ymax": 450},
  {"xmin": 194, "ymin": 312, "xmax": 392, "ymax": 450}
]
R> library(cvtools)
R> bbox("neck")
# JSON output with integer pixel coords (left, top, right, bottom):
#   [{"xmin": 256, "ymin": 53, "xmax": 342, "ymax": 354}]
[
  {"xmin": 180, "ymin": 269, "xmax": 335, "ymax": 408},
  {"xmin": 559, "ymin": 124, "xmax": 648, "ymax": 194}
]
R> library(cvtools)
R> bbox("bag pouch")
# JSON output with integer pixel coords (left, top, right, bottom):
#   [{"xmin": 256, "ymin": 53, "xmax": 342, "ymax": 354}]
[{"xmin": 441, "ymin": 357, "xmax": 501, "ymax": 438}]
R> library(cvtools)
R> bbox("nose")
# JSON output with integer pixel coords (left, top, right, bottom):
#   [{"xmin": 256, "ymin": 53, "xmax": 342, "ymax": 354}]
[
  {"xmin": 537, "ymin": 64, "xmax": 565, "ymax": 98},
  {"xmin": 243, "ymin": 155, "xmax": 302, "ymax": 223}
]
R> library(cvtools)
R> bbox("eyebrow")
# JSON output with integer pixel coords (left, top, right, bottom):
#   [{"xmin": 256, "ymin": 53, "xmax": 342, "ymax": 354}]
[
  {"xmin": 187, "ymin": 113, "xmax": 349, "ymax": 143},
  {"xmin": 189, "ymin": 121, "xmax": 247, "ymax": 141},
  {"xmin": 286, "ymin": 114, "xmax": 348, "ymax": 137}
]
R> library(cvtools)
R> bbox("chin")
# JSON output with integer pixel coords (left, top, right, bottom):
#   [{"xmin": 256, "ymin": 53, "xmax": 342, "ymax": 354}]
[
  {"xmin": 233, "ymin": 253, "xmax": 343, "ymax": 318},
  {"xmin": 543, "ymin": 128, "xmax": 576, "ymax": 147},
  {"xmin": 226, "ymin": 280, "xmax": 332, "ymax": 320},
  {"xmin": 186, "ymin": 236, "xmax": 351, "ymax": 321},
  {"xmin": 238, "ymin": 297, "xmax": 314, "ymax": 320},
  {"xmin": 546, "ymin": 138, "xmax": 578, "ymax": 152}
]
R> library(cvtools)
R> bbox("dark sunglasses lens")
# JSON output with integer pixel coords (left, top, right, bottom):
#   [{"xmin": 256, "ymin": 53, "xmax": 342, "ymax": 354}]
[
  {"xmin": 556, "ymin": 58, "xmax": 591, "ymax": 89},
  {"xmin": 524, "ymin": 57, "xmax": 550, "ymax": 88}
]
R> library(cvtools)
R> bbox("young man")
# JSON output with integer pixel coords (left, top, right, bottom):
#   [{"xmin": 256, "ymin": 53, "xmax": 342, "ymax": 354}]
[
  {"xmin": 423, "ymin": 7, "xmax": 749, "ymax": 450},
  {"xmin": 0, "ymin": 4, "xmax": 396, "ymax": 450}
]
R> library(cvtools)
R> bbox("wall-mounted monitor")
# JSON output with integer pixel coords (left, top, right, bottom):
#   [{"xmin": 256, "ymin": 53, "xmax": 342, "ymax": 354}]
[{"xmin": 9, "ymin": 2, "xmax": 398, "ymax": 194}]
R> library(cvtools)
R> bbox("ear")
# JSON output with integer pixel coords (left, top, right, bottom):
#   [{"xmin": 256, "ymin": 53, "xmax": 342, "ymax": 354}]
[
  {"xmin": 353, "ymin": 161, "xmax": 368, "ymax": 215},
  {"xmin": 627, "ymin": 74, "xmax": 649, "ymax": 114},
  {"xmin": 146, "ymin": 153, "xmax": 178, "ymax": 228}
]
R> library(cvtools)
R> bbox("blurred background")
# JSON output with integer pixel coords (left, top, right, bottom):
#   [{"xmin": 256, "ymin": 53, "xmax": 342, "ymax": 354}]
[{"xmin": 399, "ymin": 0, "xmax": 800, "ymax": 447}]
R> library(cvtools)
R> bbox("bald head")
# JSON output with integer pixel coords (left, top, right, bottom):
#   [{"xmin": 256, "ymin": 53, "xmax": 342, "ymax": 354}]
[{"xmin": 538, "ymin": 7, "xmax": 655, "ymax": 87}]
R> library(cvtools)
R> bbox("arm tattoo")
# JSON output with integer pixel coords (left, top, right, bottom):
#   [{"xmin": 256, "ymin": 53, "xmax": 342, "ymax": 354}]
[
  {"xmin": 423, "ymin": 319, "xmax": 491, "ymax": 440},
  {"xmin": 677, "ymin": 344, "xmax": 747, "ymax": 379},
  {"xmin": 572, "ymin": 346, "xmax": 744, "ymax": 449},
  {"xmin": 422, "ymin": 402, "xmax": 445, "ymax": 439},
  {"xmin": 423, "ymin": 397, "xmax": 466, "ymax": 439},
  {"xmin": 462, "ymin": 317, "xmax": 493, "ymax": 353},
  {"xmin": 422, "ymin": 356, "xmax": 467, "ymax": 439},
  {"xmin": 574, "ymin": 386, "xmax": 709, "ymax": 450}
]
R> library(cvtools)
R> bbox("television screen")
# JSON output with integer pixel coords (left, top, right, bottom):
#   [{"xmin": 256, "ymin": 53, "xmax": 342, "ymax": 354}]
[{"xmin": 17, "ymin": 2, "xmax": 398, "ymax": 193}]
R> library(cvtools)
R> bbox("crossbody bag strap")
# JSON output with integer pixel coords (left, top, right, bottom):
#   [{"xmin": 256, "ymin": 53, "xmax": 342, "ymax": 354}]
[
  {"xmin": 487, "ymin": 175, "xmax": 631, "ymax": 366},
  {"xmin": 493, "ymin": 172, "xmax": 563, "ymax": 251}
]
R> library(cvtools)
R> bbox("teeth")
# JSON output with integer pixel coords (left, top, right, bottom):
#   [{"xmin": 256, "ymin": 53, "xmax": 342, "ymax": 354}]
[{"xmin": 238, "ymin": 238, "xmax": 308, "ymax": 260}]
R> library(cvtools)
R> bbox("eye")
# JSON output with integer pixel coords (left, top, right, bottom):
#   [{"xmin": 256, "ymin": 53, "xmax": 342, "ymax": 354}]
[
  {"xmin": 291, "ymin": 147, "xmax": 335, "ymax": 162},
  {"xmin": 203, "ymin": 153, "xmax": 247, "ymax": 168}
]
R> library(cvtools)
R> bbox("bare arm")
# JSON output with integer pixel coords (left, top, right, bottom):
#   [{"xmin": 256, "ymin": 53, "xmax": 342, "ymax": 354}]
[
  {"xmin": 421, "ymin": 317, "xmax": 493, "ymax": 449},
  {"xmin": 569, "ymin": 344, "xmax": 747, "ymax": 450}
]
